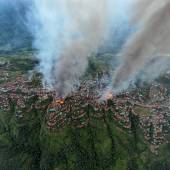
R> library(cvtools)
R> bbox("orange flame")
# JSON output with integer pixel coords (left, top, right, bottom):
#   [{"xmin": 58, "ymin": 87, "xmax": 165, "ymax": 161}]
[
  {"xmin": 106, "ymin": 92, "xmax": 113, "ymax": 100},
  {"xmin": 56, "ymin": 99, "xmax": 64, "ymax": 105}
]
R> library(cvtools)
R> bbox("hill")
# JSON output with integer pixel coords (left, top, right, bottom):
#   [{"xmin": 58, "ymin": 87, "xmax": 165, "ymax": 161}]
[
  {"xmin": 0, "ymin": 0, "xmax": 32, "ymax": 53},
  {"xmin": 0, "ymin": 53, "xmax": 170, "ymax": 170}
]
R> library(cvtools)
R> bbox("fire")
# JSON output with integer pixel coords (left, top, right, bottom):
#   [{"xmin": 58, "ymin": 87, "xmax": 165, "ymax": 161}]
[
  {"xmin": 56, "ymin": 99, "xmax": 64, "ymax": 105},
  {"xmin": 100, "ymin": 91, "xmax": 113, "ymax": 101},
  {"xmin": 106, "ymin": 92, "xmax": 113, "ymax": 100}
]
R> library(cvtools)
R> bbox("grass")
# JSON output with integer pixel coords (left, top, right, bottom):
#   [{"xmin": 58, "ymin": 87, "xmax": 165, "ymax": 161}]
[{"xmin": 134, "ymin": 106, "xmax": 152, "ymax": 117}]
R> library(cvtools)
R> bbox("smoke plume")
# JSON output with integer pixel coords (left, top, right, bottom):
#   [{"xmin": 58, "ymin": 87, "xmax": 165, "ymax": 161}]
[
  {"xmin": 28, "ymin": 0, "xmax": 169, "ymax": 96},
  {"xmin": 113, "ymin": 0, "xmax": 170, "ymax": 91},
  {"xmin": 29, "ymin": 0, "xmax": 109, "ymax": 97}
]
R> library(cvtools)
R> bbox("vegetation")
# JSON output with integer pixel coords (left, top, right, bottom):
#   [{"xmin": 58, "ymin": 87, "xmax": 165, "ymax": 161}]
[
  {"xmin": 0, "ymin": 53, "xmax": 169, "ymax": 170},
  {"xmin": 0, "ymin": 2, "xmax": 169, "ymax": 168},
  {"xmin": 0, "ymin": 101, "xmax": 147, "ymax": 170}
]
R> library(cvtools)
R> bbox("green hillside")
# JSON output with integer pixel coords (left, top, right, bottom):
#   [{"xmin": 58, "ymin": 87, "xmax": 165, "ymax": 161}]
[{"xmin": 0, "ymin": 53, "xmax": 170, "ymax": 170}]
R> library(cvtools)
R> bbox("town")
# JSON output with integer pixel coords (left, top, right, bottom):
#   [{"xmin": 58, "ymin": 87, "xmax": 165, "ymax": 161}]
[{"xmin": 0, "ymin": 66, "xmax": 169, "ymax": 155}]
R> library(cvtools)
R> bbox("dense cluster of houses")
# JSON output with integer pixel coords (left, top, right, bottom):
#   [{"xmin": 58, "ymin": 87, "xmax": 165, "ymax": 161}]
[
  {"xmin": 0, "ymin": 75, "xmax": 51, "ymax": 112},
  {"xmin": 140, "ymin": 114, "xmax": 168, "ymax": 155},
  {"xmin": 46, "ymin": 79, "xmax": 169, "ymax": 154},
  {"xmin": 149, "ymin": 83, "xmax": 167, "ymax": 103},
  {"xmin": 0, "ymin": 72, "xmax": 169, "ymax": 154}
]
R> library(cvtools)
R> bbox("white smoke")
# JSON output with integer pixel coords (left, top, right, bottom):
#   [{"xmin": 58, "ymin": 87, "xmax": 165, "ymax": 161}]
[
  {"xmin": 28, "ymin": 0, "xmax": 169, "ymax": 97},
  {"xmin": 112, "ymin": 0, "xmax": 170, "ymax": 91},
  {"xmin": 28, "ymin": 0, "xmax": 134, "ymax": 97},
  {"xmin": 29, "ymin": 0, "xmax": 111, "ymax": 97}
]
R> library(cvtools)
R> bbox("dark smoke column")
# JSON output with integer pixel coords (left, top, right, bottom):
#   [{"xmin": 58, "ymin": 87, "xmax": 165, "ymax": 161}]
[{"xmin": 113, "ymin": 0, "xmax": 170, "ymax": 91}]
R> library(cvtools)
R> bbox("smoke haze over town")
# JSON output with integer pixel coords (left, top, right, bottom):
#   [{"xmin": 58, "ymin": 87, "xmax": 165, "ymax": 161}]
[{"xmin": 0, "ymin": 0, "xmax": 170, "ymax": 96}]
